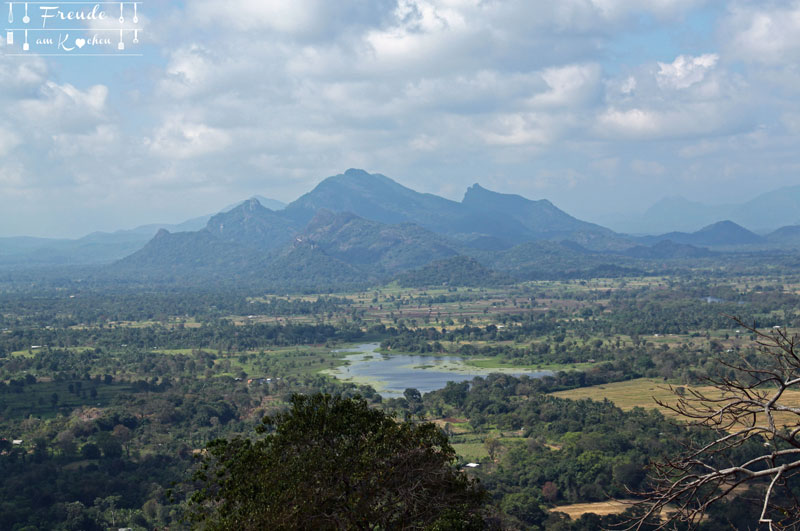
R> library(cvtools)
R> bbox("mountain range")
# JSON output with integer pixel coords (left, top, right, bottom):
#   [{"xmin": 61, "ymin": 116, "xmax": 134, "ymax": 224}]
[
  {"xmin": 0, "ymin": 196, "xmax": 287, "ymax": 267},
  {"xmin": 4, "ymin": 169, "xmax": 800, "ymax": 288},
  {"xmin": 608, "ymin": 186, "xmax": 800, "ymax": 234}
]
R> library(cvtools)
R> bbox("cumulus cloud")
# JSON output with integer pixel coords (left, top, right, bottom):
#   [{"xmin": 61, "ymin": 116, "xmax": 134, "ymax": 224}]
[
  {"xmin": 656, "ymin": 53, "xmax": 718, "ymax": 90},
  {"xmin": 145, "ymin": 116, "xmax": 233, "ymax": 159},
  {"xmin": 18, "ymin": 82, "xmax": 109, "ymax": 131},
  {"xmin": 0, "ymin": 0, "xmax": 798, "ymax": 236},
  {"xmin": 723, "ymin": 1, "xmax": 800, "ymax": 64},
  {"xmin": 529, "ymin": 64, "xmax": 602, "ymax": 107}
]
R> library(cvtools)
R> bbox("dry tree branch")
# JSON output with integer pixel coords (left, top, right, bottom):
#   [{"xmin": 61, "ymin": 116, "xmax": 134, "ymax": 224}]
[{"xmin": 625, "ymin": 316, "xmax": 800, "ymax": 530}]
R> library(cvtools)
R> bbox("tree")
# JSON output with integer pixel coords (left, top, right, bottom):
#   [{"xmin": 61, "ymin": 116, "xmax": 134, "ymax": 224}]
[
  {"xmin": 81, "ymin": 443, "xmax": 101, "ymax": 459},
  {"xmin": 633, "ymin": 318, "xmax": 800, "ymax": 529},
  {"xmin": 190, "ymin": 393, "xmax": 487, "ymax": 530}
]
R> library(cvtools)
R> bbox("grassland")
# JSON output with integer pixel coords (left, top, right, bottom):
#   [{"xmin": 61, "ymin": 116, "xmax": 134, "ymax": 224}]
[
  {"xmin": 552, "ymin": 500, "xmax": 640, "ymax": 519},
  {"xmin": 550, "ymin": 378, "xmax": 800, "ymax": 427}
]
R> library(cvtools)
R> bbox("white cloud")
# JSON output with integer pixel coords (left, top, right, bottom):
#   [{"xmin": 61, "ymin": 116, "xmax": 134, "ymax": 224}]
[
  {"xmin": 620, "ymin": 76, "xmax": 636, "ymax": 95},
  {"xmin": 146, "ymin": 116, "xmax": 233, "ymax": 159},
  {"xmin": 18, "ymin": 82, "xmax": 109, "ymax": 131},
  {"xmin": 656, "ymin": 53, "xmax": 718, "ymax": 90},
  {"xmin": 595, "ymin": 103, "xmax": 743, "ymax": 140},
  {"xmin": 529, "ymin": 64, "xmax": 601, "ymax": 107},
  {"xmin": 189, "ymin": 0, "xmax": 327, "ymax": 33},
  {"xmin": 723, "ymin": 1, "xmax": 800, "ymax": 64},
  {"xmin": 480, "ymin": 113, "xmax": 554, "ymax": 146}
]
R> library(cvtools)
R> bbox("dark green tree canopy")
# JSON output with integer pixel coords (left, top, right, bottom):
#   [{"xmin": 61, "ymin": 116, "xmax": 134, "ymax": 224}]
[{"xmin": 190, "ymin": 393, "xmax": 487, "ymax": 530}]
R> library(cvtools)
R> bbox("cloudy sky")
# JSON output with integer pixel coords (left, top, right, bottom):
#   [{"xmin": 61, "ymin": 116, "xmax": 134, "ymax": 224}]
[{"xmin": 1, "ymin": 0, "xmax": 799, "ymax": 237}]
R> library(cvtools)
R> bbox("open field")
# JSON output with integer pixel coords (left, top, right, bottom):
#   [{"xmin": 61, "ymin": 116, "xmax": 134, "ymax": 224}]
[
  {"xmin": 451, "ymin": 442, "xmax": 489, "ymax": 461},
  {"xmin": 551, "ymin": 378, "xmax": 800, "ymax": 426},
  {"xmin": 552, "ymin": 499, "xmax": 639, "ymax": 519},
  {"xmin": 550, "ymin": 378, "xmax": 687, "ymax": 412}
]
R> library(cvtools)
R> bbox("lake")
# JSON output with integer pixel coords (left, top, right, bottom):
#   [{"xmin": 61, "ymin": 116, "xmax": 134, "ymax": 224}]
[{"xmin": 325, "ymin": 343, "xmax": 554, "ymax": 398}]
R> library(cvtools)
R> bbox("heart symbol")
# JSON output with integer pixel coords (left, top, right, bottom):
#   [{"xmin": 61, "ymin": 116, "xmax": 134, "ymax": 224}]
[{"xmin": 75, "ymin": 38, "xmax": 85, "ymax": 48}]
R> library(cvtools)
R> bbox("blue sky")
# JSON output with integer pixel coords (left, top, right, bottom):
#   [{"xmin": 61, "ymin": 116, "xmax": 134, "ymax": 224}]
[{"xmin": 1, "ymin": 0, "xmax": 799, "ymax": 237}]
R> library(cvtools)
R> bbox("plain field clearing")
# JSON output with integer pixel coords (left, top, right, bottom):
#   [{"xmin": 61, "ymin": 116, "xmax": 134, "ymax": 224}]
[
  {"xmin": 552, "ymin": 499, "xmax": 640, "ymax": 519},
  {"xmin": 451, "ymin": 442, "xmax": 489, "ymax": 461},
  {"xmin": 551, "ymin": 378, "xmax": 800, "ymax": 426}
]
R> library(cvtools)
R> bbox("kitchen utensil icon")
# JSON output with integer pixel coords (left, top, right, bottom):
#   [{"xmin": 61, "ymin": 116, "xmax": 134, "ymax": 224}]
[
  {"xmin": 22, "ymin": 3, "xmax": 29, "ymax": 24},
  {"xmin": 133, "ymin": 3, "xmax": 138, "ymax": 23},
  {"xmin": 119, "ymin": 3, "xmax": 124, "ymax": 23},
  {"xmin": 23, "ymin": 29, "xmax": 28, "ymax": 51},
  {"xmin": 8, "ymin": 3, "xmax": 13, "ymax": 24},
  {"xmin": 118, "ymin": 29, "xmax": 124, "ymax": 50},
  {"xmin": 133, "ymin": 29, "xmax": 139, "ymax": 44},
  {"xmin": 6, "ymin": 31, "xmax": 13, "ymax": 45}
]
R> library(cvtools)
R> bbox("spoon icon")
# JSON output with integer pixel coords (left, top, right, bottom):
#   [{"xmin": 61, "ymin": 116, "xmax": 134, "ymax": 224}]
[
  {"xmin": 133, "ymin": 3, "xmax": 138, "ymax": 24},
  {"xmin": 119, "ymin": 2, "xmax": 124, "ymax": 24},
  {"xmin": 22, "ymin": 3, "xmax": 29, "ymax": 24},
  {"xmin": 8, "ymin": 3, "xmax": 13, "ymax": 24},
  {"xmin": 133, "ymin": 29, "xmax": 139, "ymax": 44}
]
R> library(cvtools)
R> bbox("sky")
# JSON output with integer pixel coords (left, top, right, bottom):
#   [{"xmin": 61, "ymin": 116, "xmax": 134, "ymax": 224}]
[{"xmin": 0, "ymin": 0, "xmax": 799, "ymax": 238}]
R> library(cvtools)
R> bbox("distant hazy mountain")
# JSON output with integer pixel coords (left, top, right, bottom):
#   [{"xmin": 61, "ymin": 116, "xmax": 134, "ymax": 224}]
[
  {"xmin": 0, "ymin": 195, "xmax": 287, "ymax": 267},
  {"xmin": 730, "ymin": 186, "xmax": 800, "ymax": 232},
  {"xmin": 461, "ymin": 184, "xmax": 630, "ymax": 250},
  {"xmin": 112, "ymin": 228, "xmax": 267, "ymax": 281},
  {"xmin": 462, "ymin": 184, "xmax": 604, "ymax": 234},
  {"xmin": 110, "ymin": 170, "xmax": 800, "ymax": 287},
  {"xmin": 222, "ymin": 195, "xmax": 287, "ymax": 213},
  {"xmin": 283, "ymin": 169, "xmax": 628, "ymax": 251},
  {"xmin": 283, "ymin": 169, "xmax": 475, "ymax": 232},
  {"xmin": 205, "ymin": 198, "xmax": 300, "ymax": 251},
  {"xmin": 614, "ymin": 186, "xmax": 800, "ymax": 234},
  {"xmin": 0, "ymin": 233, "xmax": 150, "ymax": 266},
  {"xmin": 641, "ymin": 220, "xmax": 764, "ymax": 247},
  {"xmin": 15, "ymin": 168, "xmax": 798, "ymax": 286},
  {"xmin": 302, "ymin": 210, "xmax": 460, "ymax": 274},
  {"xmin": 113, "ymin": 200, "xmax": 463, "ymax": 286},
  {"xmin": 766, "ymin": 225, "xmax": 800, "ymax": 247}
]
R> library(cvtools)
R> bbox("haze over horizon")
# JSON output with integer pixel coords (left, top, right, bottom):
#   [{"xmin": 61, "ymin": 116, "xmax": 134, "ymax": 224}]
[{"xmin": 1, "ymin": 1, "xmax": 799, "ymax": 238}]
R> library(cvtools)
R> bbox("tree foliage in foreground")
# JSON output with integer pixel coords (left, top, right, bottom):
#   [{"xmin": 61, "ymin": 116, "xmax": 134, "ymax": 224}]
[{"xmin": 189, "ymin": 393, "xmax": 488, "ymax": 530}]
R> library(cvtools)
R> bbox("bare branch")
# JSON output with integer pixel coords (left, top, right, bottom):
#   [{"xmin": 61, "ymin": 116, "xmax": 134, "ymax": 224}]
[{"xmin": 627, "ymin": 316, "xmax": 800, "ymax": 530}]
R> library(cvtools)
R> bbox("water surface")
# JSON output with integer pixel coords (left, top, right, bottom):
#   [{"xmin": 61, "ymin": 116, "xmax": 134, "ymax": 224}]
[{"xmin": 326, "ymin": 343, "xmax": 553, "ymax": 398}]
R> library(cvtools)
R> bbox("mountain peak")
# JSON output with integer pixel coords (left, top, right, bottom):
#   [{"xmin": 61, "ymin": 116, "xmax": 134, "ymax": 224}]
[
  {"xmin": 344, "ymin": 168, "xmax": 370, "ymax": 177},
  {"xmin": 244, "ymin": 197, "xmax": 262, "ymax": 210},
  {"xmin": 645, "ymin": 219, "xmax": 764, "ymax": 247},
  {"xmin": 462, "ymin": 183, "xmax": 538, "ymax": 205},
  {"xmin": 697, "ymin": 220, "xmax": 752, "ymax": 234}
]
